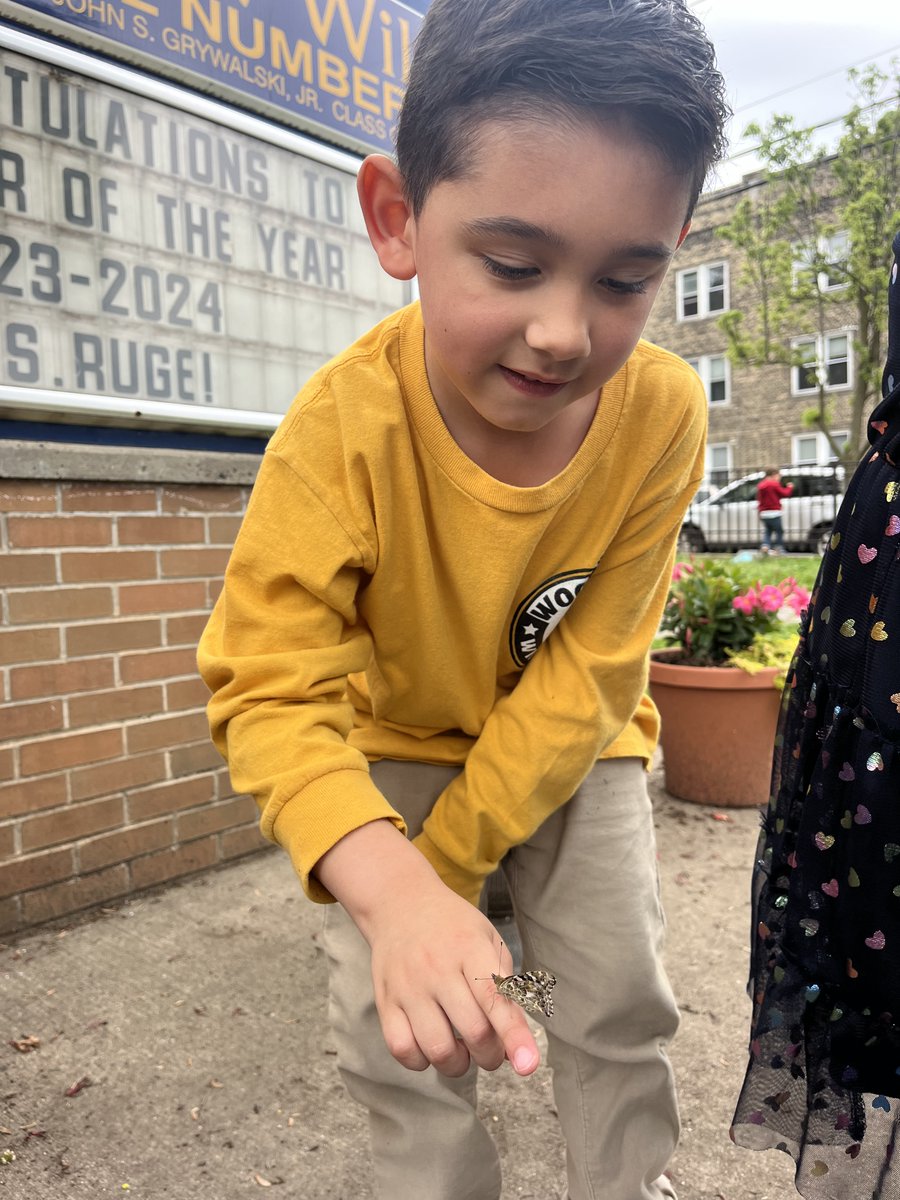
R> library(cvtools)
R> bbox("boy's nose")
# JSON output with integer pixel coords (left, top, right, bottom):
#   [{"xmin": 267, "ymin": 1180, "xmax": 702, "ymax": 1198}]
[{"xmin": 524, "ymin": 304, "xmax": 591, "ymax": 362}]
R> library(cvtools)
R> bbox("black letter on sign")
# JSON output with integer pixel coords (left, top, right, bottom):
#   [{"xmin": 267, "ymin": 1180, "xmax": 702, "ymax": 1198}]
[{"xmin": 0, "ymin": 151, "xmax": 26, "ymax": 212}]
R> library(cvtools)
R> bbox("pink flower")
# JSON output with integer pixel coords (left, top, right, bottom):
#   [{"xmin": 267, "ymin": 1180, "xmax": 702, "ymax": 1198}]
[
  {"xmin": 735, "ymin": 584, "xmax": 769, "ymax": 614},
  {"xmin": 783, "ymin": 588, "xmax": 810, "ymax": 615},
  {"xmin": 672, "ymin": 562, "xmax": 694, "ymax": 582},
  {"xmin": 758, "ymin": 585, "xmax": 783, "ymax": 613}
]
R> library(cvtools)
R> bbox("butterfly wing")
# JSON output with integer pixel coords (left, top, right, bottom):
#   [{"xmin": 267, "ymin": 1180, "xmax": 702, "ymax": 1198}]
[{"xmin": 492, "ymin": 969, "xmax": 556, "ymax": 1018}]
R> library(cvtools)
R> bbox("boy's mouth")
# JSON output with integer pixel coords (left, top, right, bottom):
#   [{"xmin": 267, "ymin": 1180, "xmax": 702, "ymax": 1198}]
[{"xmin": 499, "ymin": 365, "xmax": 568, "ymax": 397}]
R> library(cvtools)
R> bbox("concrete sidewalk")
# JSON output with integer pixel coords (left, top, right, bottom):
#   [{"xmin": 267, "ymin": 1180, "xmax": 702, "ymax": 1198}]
[{"xmin": 1, "ymin": 769, "xmax": 799, "ymax": 1199}]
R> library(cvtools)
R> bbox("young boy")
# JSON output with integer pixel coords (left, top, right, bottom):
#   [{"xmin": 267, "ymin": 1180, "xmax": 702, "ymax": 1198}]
[{"xmin": 199, "ymin": 2, "xmax": 728, "ymax": 1196}]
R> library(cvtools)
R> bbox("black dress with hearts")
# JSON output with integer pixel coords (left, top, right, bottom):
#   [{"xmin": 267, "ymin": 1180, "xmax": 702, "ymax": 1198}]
[{"xmin": 731, "ymin": 230, "xmax": 900, "ymax": 1198}]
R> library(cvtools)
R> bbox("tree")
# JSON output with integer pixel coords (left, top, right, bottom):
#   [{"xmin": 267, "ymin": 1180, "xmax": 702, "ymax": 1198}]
[{"xmin": 717, "ymin": 65, "xmax": 900, "ymax": 463}]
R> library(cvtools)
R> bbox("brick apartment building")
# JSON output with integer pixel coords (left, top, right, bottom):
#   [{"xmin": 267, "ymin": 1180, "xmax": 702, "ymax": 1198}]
[{"xmin": 642, "ymin": 169, "xmax": 857, "ymax": 485}]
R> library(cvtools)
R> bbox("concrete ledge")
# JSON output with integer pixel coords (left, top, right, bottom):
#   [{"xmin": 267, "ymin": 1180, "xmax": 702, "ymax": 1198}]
[{"xmin": 0, "ymin": 440, "xmax": 262, "ymax": 485}]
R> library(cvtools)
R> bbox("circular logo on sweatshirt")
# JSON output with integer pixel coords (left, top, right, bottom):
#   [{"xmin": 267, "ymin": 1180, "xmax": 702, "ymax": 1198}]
[{"xmin": 509, "ymin": 570, "xmax": 594, "ymax": 667}]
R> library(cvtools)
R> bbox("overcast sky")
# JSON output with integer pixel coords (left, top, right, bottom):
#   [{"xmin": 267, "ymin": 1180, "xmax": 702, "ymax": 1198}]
[{"xmin": 687, "ymin": 0, "xmax": 899, "ymax": 190}]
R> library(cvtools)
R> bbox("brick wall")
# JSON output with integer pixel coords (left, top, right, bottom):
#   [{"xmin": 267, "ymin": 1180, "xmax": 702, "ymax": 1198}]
[{"xmin": 0, "ymin": 442, "xmax": 268, "ymax": 936}]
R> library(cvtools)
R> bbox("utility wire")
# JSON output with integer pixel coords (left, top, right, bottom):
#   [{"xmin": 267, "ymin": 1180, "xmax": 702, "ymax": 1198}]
[
  {"xmin": 722, "ymin": 93, "xmax": 899, "ymax": 164},
  {"xmin": 733, "ymin": 43, "xmax": 900, "ymax": 113}
]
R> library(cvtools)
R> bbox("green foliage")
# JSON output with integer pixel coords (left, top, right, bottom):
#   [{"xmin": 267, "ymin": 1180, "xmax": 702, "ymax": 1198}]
[
  {"xmin": 721, "ymin": 555, "xmax": 819, "ymax": 592},
  {"xmin": 726, "ymin": 627, "xmax": 799, "ymax": 687},
  {"xmin": 660, "ymin": 559, "xmax": 809, "ymax": 668},
  {"xmin": 801, "ymin": 403, "xmax": 832, "ymax": 430},
  {"xmin": 716, "ymin": 63, "xmax": 900, "ymax": 461}
]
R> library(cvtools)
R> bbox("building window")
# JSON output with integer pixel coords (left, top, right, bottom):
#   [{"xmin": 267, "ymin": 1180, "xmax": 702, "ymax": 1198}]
[
  {"xmin": 686, "ymin": 353, "xmax": 730, "ymax": 405},
  {"xmin": 707, "ymin": 442, "xmax": 732, "ymax": 487},
  {"xmin": 677, "ymin": 262, "xmax": 728, "ymax": 321},
  {"xmin": 793, "ymin": 434, "xmax": 820, "ymax": 465},
  {"xmin": 792, "ymin": 430, "xmax": 850, "ymax": 466},
  {"xmin": 792, "ymin": 231, "xmax": 850, "ymax": 293},
  {"xmin": 792, "ymin": 332, "xmax": 851, "ymax": 394},
  {"xmin": 829, "ymin": 429, "xmax": 850, "ymax": 461},
  {"xmin": 820, "ymin": 232, "xmax": 850, "ymax": 291}
]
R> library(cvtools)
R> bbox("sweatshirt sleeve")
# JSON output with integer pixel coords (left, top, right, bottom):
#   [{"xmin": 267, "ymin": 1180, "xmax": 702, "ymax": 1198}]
[
  {"xmin": 413, "ymin": 402, "xmax": 706, "ymax": 905},
  {"xmin": 197, "ymin": 450, "xmax": 406, "ymax": 903}
]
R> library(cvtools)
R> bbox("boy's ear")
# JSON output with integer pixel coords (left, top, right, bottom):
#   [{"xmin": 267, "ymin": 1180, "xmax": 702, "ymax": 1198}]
[
  {"xmin": 357, "ymin": 155, "xmax": 417, "ymax": 280},
  {"xmin": 675, "ymin": 221, "xmax": 691, "ymax": 250}
]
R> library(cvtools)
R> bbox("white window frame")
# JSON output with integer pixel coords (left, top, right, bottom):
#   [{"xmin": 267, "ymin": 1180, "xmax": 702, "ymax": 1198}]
[
  {"xmin": 706, "ymin": 441, "xmax": 732, "ymax": 487},
  {"xmin": 820, "ymin": 232, "xmax": 850, "ymax": 292},
  {"xmin": 791, "ymin": 331, "xmax": 853, "ymax": 395},
  {"xmin": 792, "ymin": 429, "xmax": 850, "ymax": 466},
  {"xmin": 791, "ymin": 231, "xmax": 850, "ymax": 293},
  {"xmin": 676, "ymin": 261, "xmax": 729, "ymax": 321},
  {"xmin": 793, "ymin": 433, "xmax": 821, "ymax": 466},
  {"xmin": 828, "ymin": 429, "xmax": 850, "ymax": 462},
  {"xmin": 686, "ymin": 353, "xmax": 730, "ymax": 406}
]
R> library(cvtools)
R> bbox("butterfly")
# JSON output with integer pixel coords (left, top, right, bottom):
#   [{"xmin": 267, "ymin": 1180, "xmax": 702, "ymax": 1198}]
[{"xmin": 488, "ymin": 969, "xmax": 557, "ymax": 1018}]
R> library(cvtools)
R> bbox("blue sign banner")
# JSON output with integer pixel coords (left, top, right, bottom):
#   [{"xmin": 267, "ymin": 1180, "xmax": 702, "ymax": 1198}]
[{"xmin": 2, "ymin": 0, "xmax": 431, "ymax": 155}]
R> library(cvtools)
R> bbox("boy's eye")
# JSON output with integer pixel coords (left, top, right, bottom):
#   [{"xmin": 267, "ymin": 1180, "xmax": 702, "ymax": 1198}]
[
  {"xmin": 600, "ymin": 276, "xmax": 648, "ymax": 296},
  {"xmin": 480, "ymin": 255, "xmax": 649, "ymax": 294},
  {"xmin": 481, "ymin": 256, "xmax": 539, "ymax": 282}
]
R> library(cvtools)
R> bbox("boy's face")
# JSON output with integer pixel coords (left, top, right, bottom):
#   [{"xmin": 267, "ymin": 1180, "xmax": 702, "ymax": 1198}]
[{"xmin": 404, "ymin": 117, "xmax": 692, "ymax": 442}]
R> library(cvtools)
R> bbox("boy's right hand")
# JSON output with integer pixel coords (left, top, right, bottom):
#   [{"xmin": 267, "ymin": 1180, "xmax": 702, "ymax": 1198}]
[{"xmin": 314, "ymin": 820, "xmax": 540, "ymax": 1079}]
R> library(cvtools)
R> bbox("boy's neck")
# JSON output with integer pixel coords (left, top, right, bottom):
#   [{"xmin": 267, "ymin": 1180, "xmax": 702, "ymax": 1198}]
[{"xmin": 439, "ymin": 391, "xmax": 600, "ymax": 487}]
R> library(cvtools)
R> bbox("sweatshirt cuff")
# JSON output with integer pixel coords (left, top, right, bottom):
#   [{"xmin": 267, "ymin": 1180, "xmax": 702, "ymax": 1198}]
[
  {"xmin": 272, "ymin": 768, "xmax": 407, "ymax": 904},
  {"xmin": 412, "ymin": 828, "xmax": 485, "ymax": 907}
]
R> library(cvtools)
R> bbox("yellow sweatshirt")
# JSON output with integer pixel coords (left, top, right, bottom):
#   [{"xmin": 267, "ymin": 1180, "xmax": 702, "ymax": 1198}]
[{"xmin": 199, "ymin": 303, "xmax": 706, "ymax": 904}]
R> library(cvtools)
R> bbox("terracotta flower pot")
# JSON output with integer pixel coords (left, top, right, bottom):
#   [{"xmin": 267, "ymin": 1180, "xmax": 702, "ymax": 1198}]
[{"xmin": 648, "ymin": 651, "xmax": 782, "ymax": 807}]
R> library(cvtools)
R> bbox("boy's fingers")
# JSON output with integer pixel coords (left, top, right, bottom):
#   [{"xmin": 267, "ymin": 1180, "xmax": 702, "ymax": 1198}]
[
  {"xmin": 380, "ymin": 1008, "xmax": 431, "ymax": 1072},
  {"xmin": 453, "ymin": 1005, "xmax": 506, "ymax": 1072},
  {"xmin": 494, "ymin": 1008, "xmax": 540, "ymax": 1076},
  {"xmin": 382, "ymin": 1000, "xmax": 473, "ymax": 1078},
  {"xmin": 472, "ymin": 977, "xmax": 540, "ymax": 1076},
  {"xmin": 509, "ymin": 1040, "xmax": 540, "ymax": 1076}
]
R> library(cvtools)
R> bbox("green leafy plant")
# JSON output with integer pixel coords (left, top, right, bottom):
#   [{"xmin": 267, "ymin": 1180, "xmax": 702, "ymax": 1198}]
[
  {"xmin": 659, "ymin": 559, "xmax": 809, "ymax": 669},
  {"xmin": 726, "ymin": 627, "xmax": 800, "ymax": 688}
]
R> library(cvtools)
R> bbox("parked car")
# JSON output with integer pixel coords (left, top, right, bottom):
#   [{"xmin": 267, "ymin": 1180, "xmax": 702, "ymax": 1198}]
[
  {"xmin": 691, "ymin": 482, "xmax": 719, "ymax": 506},
  {"xmin": 678, "ymin": 466, "xmax": 845, "ymax": 556}
]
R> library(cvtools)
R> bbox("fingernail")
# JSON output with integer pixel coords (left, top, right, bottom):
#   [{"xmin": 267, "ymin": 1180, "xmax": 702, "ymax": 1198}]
[{"xmin": 513, "ymin": 1047, "xmax": 537, "ymax": 1073}]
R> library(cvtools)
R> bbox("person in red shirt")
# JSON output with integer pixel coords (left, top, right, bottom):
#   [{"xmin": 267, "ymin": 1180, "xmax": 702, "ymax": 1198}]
[{"xmin": 757, "ymin": 468, "xmax": 794, "ymax": 554}]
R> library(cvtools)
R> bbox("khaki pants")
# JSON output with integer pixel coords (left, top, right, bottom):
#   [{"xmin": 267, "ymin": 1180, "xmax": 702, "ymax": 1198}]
[{"xmin": 323, "ymin": 757, "xmax": 680, "ymax": 1200}]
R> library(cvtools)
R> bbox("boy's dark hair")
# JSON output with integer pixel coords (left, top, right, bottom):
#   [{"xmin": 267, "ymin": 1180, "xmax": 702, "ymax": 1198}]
[{"xmin": 396, "ymin": 0, "xmax": 729, "ymax": 218}]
